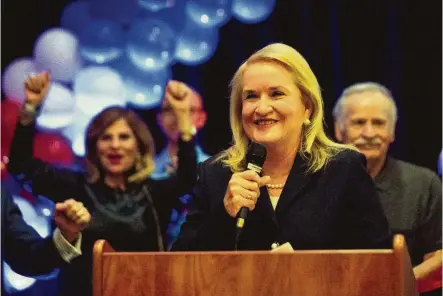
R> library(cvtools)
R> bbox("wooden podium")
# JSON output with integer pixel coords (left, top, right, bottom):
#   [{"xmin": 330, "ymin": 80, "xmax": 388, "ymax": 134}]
[{"xmin": 93, "ymin": 234, "xmax": 418, "ymax": 296}]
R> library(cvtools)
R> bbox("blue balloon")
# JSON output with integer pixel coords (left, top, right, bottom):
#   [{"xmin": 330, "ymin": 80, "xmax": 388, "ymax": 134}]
[
  {"xmin": 111, "ymin": 57, "xmax": 171, "ymax": 109},
  {"xmin": 186, "ymin": 0, "xmax": 232, "ymax": 28},
  {"xmin": 79, "ymin": 20, "xmax": 125, "ymax": 64},
  {"xmin": 138, "ymin": 0, "xmax": 187, "ymax": 34},
  {"xmin": 37, "ymin": 82, "xmax": 75, "ymax": 131},
  {"xmin": 232, "ymin": 0, "xmax": 276, "ymax": 24},
  {"xmin": 90, "ymin": 0, "xmax": 140, "ymax": 25},
  {"xmin": 127, "ymin": 19, "xmax": 176, "ymax": 71},
  {"xmin": 139, "ymin": 0, "xmax": 172, "ymax": 12},
  {"xmin": 60, "ymin": 1, "xmax": 93, "ymax": 35},
  {"xmin": 175, "ymin": 20, "xmax": 219, "ymax": 66}
]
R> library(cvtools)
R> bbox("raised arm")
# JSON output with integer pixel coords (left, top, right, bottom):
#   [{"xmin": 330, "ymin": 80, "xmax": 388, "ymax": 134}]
[
  {"xmin": 7, "ymin": 72, "xmax": 84, "ymax": 202},
  {"xmin": 150, "ymin": 81, "xmax": 198, "ymax": 205},
  {"xmin": 2, "ymin": 189, "xmax": 90, "ymax": 276}
]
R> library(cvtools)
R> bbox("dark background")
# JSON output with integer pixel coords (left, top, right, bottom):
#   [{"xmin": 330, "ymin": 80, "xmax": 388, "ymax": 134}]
[{"xmin": 2, "ymin": 0, "xmax": 442, "ymax": 171}]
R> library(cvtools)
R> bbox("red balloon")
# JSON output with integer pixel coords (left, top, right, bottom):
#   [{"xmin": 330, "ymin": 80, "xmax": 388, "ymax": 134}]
[
  {"xmin": 33, "ymin": 133, "xmax": 74, "ymax": 166},
  {"xmin": 1, "ymin": 99, "xmax": 74, "ymax": 167},
  {"xmin": 1, "ymin": 99, "xmax": 21, "ymax": 156}
]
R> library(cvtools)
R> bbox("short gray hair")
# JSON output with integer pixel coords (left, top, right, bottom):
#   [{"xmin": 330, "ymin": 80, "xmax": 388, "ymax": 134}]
[{"xmin": 332, "ymin": 82, "xmax": 398, "ymax": 133}]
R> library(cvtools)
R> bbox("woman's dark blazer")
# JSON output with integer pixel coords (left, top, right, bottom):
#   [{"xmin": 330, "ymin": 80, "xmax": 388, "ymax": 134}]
[{"xmin": 173, "ymin": 149, "xmax": 391, "ymax": 251}]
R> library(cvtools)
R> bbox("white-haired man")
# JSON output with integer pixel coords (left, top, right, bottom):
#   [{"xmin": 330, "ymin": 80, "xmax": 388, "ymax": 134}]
[{"xmin": 333, "ymin": 82, "xmax": 442, "ymax": 296}]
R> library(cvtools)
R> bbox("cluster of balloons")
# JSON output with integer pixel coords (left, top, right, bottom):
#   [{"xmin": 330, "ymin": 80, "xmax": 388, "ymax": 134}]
[
  {"xmin": 1, "ymin": 0, "xmax": 275, "ymax": 159},
  {"xmin": 0, "ymin": 1, "xmax": 273, "ymax": 293},
  {"xmin": 1, "ymin": 3, "xmax": 275, "ymax": 289}
]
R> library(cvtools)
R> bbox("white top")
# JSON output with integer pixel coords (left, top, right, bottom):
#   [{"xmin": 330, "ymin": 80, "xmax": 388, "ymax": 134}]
[{"xmin": 269, "ymin": 196, "xmax": 280, "ymax": 210}]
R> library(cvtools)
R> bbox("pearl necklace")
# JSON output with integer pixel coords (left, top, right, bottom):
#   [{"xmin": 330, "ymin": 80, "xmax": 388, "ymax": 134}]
[{"xmin": 266, "ymin": 183, "xmax": 285, "ymax": 189}]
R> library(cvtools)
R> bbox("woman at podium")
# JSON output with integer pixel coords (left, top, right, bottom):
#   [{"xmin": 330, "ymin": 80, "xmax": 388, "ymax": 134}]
[{"xmin": 173, "ymin": 43, "xmax": 391, "ymax": 252}]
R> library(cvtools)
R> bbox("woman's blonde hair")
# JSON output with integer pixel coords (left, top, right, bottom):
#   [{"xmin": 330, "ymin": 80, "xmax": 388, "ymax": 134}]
[
  {"xmin": 85, "ymin": 106, "xmax": 156, "ymax": 183},
  {"xmin": 219, "ymin": 43, "xmax": 355, "ymax": 173}
]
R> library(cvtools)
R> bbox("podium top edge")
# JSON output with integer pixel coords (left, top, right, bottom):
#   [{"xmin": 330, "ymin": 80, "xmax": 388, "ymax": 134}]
[{"xmin": 104, "ymin": 249, "xmax": 394, "ymax": 256}]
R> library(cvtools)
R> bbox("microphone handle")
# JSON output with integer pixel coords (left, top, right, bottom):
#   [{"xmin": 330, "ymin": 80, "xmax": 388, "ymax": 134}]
[
  {"xmin": 236, "ymin": 207, "xmax": 249, "ymax": 229},
  {"xmin": 235, "ymin": 207, "xmax": 249, "ymax": 250}
]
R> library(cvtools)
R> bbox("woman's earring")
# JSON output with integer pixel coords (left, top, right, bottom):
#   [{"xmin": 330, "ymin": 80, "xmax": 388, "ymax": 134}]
[{"xmin": 303, "ymin": 118, "xmax": 311, "ymax": 126}]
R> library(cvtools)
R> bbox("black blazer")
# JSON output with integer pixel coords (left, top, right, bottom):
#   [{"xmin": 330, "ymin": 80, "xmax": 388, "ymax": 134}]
[
  {"xmin": 1, "ymin": 188, "xmax": 65, "ymax": 277},
  {"xmin": 173, "ymin": 149, "xmax": 392, "ymax": 251}
]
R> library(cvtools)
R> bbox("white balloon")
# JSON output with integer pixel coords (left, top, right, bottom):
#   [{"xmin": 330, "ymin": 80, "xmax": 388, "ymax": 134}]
[
  {"xmin": 33, "ymin": 28, "xmax": 83, "ymax": 82},
  {"xmin": 36, "ymin": 83, "xmax": 76, "ymax": 130},
  {"xmin": 75, "ymin": 93, "xmax": 126, "ymax": 117},
  {"xmin": 72, "ymin": 133, "xmax": 87, "ymax": 157},
  {"xmin": 1, "ymin": 58, "xmax": 38, "ymax": 103},
  {"xmin": 62, "ymin": 108, "xmax": 92, "ymax": 157},
  {"xmin": 62, "ymin": 109, "xmax": 89, "ymax": 141},
  {"xmin": 73, "ymin": 66, "xmax": 125, "ymax": 101}
]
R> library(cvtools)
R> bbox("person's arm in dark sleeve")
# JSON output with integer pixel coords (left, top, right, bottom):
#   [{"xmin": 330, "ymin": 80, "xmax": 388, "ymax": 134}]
[
  {"xmin": 2, "ymin": 189, "xmax": 75, "ymax": 276},
  {"xmin": 151, "ymin": 137, "xmax": 197, "ymax": 208},
  {"xmin": 8, "ymin": 119, "xmax": 85, "ymax": 202},
  {"xmin": 172, "ymin": 161, "xmax": 236, "ymax": 251},
  {"xmin": 343, "ymin": 152, "xmax": 392, "ymax": 249}
]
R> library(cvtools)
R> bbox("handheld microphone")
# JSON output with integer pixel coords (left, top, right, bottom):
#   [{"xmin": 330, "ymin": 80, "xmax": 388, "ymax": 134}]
[{"xmin": 235, "ymin": 142, "xmax": 267, "ymax": 249}]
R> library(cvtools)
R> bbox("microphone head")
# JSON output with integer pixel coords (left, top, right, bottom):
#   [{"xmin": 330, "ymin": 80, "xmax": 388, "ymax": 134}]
[{"xmin": 246, "ymin": 142, "xmax": 267, "ymax": 173}]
